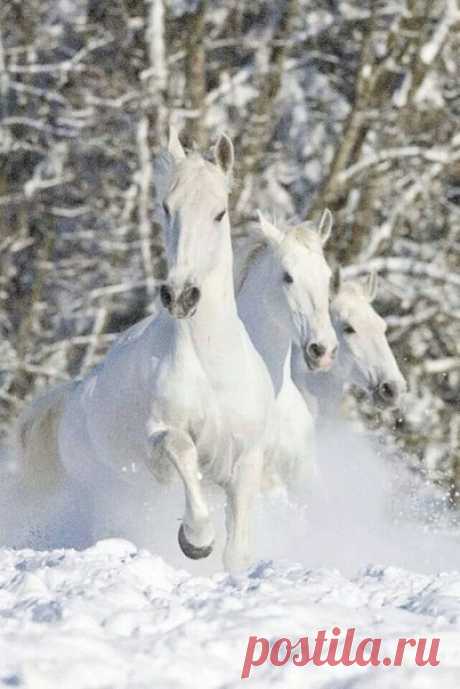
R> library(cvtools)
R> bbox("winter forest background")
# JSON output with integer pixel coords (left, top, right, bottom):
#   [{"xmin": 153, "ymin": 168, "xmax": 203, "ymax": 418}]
[{"xmin": 0, "ymin": 1, "xmax": 459, "ymax": 504}]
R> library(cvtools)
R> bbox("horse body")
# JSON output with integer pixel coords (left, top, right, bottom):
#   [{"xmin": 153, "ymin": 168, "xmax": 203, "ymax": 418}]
[{"xmin": 61, "ymin": 293, "xmax": 271, "ymax": 485}]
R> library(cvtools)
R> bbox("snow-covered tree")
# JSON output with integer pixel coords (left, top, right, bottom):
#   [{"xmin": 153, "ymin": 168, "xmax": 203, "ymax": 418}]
[{"xmin": 0, "ymin": 0, "xmax": 458, "ymax": 502}]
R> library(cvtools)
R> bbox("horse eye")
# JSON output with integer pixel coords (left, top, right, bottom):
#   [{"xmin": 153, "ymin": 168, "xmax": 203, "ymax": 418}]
[
  {"xmin": 215, "ymin": 209, "xmax": 226, "ymax": 222},
  {"xmin": 343, "ymin": 323, "xmax": 356, "ymax": 335},
  {"xmin": 283, "ymin": 272, "xmax": 293, "ymax": 285}
]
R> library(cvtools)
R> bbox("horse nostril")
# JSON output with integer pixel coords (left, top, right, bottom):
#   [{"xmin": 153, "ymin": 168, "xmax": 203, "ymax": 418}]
[
  {"xmin": 188, "ymin": 286, "xmax": 201, "ymax": 306},
  {"xmin": 160, "ymin": 284, "xmax": 173, "ymax": 308},
  {"xmin": 177, "ymin": 285, "xmax": 201, "ymax": 316},
  {"xmin": 380, "ymin": 382, "xmax": 395, "ymax": 400},
  {"xmin": 308, "ymin": 342, "xmax": 326, "ymax": 360}
]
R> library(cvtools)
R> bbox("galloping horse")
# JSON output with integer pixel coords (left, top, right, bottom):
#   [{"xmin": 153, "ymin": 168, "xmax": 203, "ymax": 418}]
[
  {"xmin": 237, "ymin": 211, "xmax": 337, "ymax": 499},
  {"xmin": 16, "ymin": 131, "xmax": 277, "ymax": 572}
]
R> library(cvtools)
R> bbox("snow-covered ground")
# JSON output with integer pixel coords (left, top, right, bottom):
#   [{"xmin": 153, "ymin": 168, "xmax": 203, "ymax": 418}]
[
  {"xmin": 0, "ymin": 423, "xmax": 459, "ymax": 688},
  {"xmin": 0, "ymin": 541, "xmax": 459, "ymax": 689}
]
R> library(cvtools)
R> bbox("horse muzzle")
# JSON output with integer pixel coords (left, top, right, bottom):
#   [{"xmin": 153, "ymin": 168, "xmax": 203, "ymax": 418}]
[
  {"xmin": 160, "ymin": 283, "xmax": 201, "ymax": 319},
  {"xmin": 372, "ymin": 379, "xmax": 406, "ymax": 409},
  {"xmin": 303, "ymin": 342, "xmax": 337, "ymax": 371}
]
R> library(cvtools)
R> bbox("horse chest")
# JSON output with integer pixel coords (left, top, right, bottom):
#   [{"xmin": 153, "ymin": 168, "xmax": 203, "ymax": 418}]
[
  {"xmin": 186, "ymin": 374, "xmax": 262, "ymax": 444},
  {"xmin": 156, "ymin": 344, "xmax": 267, "ymax": 460}
]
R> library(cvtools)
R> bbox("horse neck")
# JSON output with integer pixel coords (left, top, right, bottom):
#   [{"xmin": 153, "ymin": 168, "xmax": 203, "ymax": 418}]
[
  {"xmin": 304, "ymin": 365, "xmax": 344, "ymax": 419},
  {"xmin": 290, "ymin": 342, "xmax": 343, "ymax": 418},
  {"xmin": 238, "ymin": 248, "xmax": 292, "ymax": 394}
]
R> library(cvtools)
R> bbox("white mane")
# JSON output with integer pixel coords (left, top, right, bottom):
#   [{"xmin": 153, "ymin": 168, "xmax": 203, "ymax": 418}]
[{"xmin": 238, "ymin": 220, "xmax": 324, "ymax": 292}]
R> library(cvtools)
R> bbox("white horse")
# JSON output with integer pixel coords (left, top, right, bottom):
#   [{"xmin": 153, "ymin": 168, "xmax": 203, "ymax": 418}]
[
  {"xmin": 237, "ymin": 211, "xmax": 337, "ymax": 499},
  {"xmin": 291, "ymin": 270, "xmax": 407, "ymax": 418},
  {"xmin": 16, "ymin": 131, "xmax": 277, "ymax": 572}
]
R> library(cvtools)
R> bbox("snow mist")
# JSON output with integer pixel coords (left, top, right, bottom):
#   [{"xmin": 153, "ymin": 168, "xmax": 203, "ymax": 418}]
[{"xmin": 0, "ymin": 418, "xmax": 459, "ymax": 577}]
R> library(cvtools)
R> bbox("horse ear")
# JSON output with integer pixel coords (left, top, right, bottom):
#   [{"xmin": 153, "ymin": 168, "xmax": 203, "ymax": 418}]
[
  {"xmin": 214, "ymin": 134, "xmax": 234, "ymax": 175},
  {"xmin": 331, "ymin": 266, "xmax": 341, "ymax": 295},
  {"xmin": 317, "ymin": 208, "xmax": 333, "ymax": 245},
  {"xmin": 168, "ymin": 125, "xmax": 186, "ymax": 161},
  {"xmin": 257, "ymin": 210, "xmax": 283, "ymax": 245},
  {"xmin": 365, "ymin": 271, "xmax": 378, "ymax": 302}
]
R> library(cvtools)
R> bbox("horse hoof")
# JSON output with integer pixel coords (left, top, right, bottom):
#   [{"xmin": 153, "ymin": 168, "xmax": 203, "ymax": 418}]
[{"xmin": 178, "ymin": 524, "xmax": 213, "ymax": 560}]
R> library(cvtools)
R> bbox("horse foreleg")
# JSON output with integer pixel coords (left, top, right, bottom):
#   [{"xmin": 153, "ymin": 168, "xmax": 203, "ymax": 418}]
[
  {"xmin": 223, "ymin": 446, "xmax": 264, "ymax": 572},
  {"xmin": 149, "ymin": 429, "xmax": 215, "ymax": 559}
]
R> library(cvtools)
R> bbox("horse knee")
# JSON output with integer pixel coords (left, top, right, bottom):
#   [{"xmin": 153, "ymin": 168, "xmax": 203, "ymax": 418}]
[
  {"xmin": 148, "ymin": 428, "xmax": 195, "ymax": 483},
  {"xmin": 153, "ymin": 429, "xmax": 194, "ymax": 454},
  {"xmin": 149, "ymin": 428, "xmax": 214, "ymax": 557}
]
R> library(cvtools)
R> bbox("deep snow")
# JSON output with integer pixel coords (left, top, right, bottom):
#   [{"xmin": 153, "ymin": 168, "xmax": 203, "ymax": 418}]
[
  {"xmin": 0, "ymin": 540, "xmax": 459, "ymax": 689},
  {"xmin": 0, "ymin": 421, "xmax": 459, "ymax": 688}
]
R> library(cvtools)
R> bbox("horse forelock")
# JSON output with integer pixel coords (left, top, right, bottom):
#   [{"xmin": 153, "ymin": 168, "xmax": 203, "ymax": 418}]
[
  {"xmin": 334, "ymin": 280, "xmax": 386, "ymax": 330},
  {"xmin": 238, "ymin": 221, "xmax": 324, "ymax": 293},
  {"xmin": 181, "ymin": 154, "xmax": 230, "ymax": 195},
  {"xmin": 153, "ymin": 145, "xmax": 234, "ymax": 211},
  {"xmin": 285, "ymin": 225, "xmax": 324, "ymax": 254}
]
